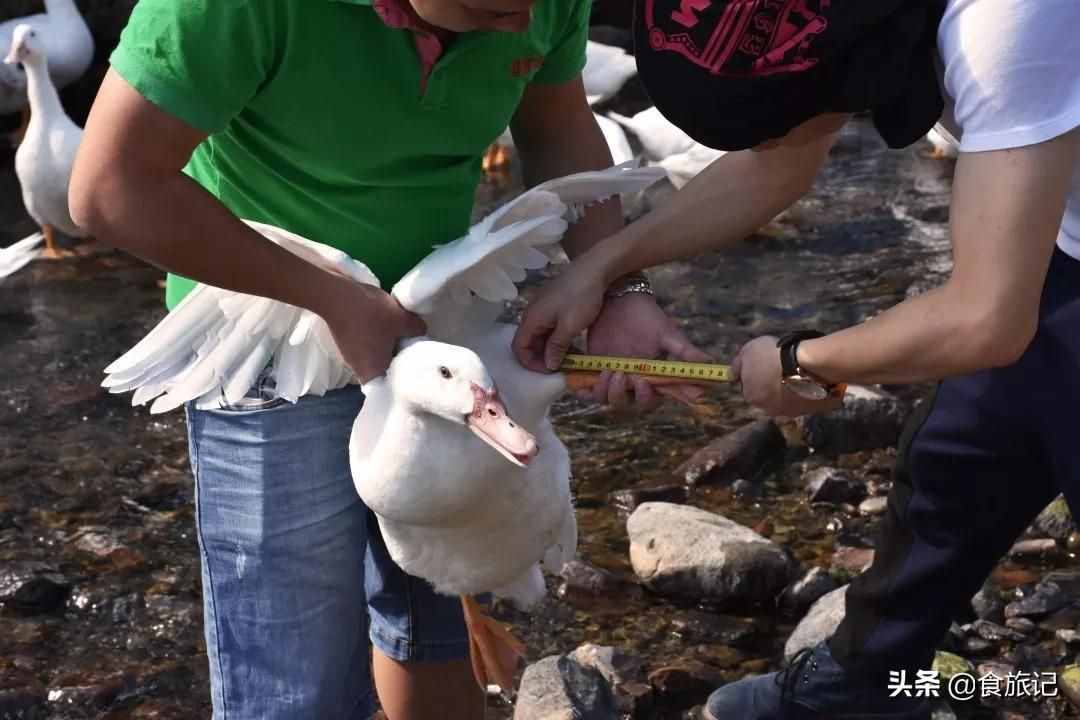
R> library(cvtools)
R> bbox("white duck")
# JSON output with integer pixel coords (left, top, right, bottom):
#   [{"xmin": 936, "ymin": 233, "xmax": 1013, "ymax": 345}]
[
  {"xmin": 925, "ymin": 124, "xmax": 959, "ymax": 160},
  {"xmin": 102, "ymin": 164, "xmax": 667, "ymax": 692},
  {"xmin": 582, "ymin": 40, "xmax": 637, "ymax": 106},
  {"xmin": 1, "ymin": 0, "xmax": 93, "ymax": 143},
  {"xmin": 481, "ymin": 41, "xmax": 638, "ymax": 173},
  {"xmin": 609, "ymin": 106, "xmax": 696, "ymax": 162},
  {"xmin": 6, "ymin": 24, "xmax": 88, "ymax": 260},
  {"xmin": 657, "ymin": 142, "xmax": 727, "ymax": 189}
]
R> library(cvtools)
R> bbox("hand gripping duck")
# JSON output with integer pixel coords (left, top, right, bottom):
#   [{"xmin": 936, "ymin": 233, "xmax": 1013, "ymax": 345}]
[{"xmin": 102, "ymin": 164, "xmax": 667, "ymax": 694}]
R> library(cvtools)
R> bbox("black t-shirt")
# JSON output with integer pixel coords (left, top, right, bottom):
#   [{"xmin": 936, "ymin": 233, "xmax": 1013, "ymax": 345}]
[{"xmin": 634, "ymin": 0, "xmax": 946, "ymax": 151}]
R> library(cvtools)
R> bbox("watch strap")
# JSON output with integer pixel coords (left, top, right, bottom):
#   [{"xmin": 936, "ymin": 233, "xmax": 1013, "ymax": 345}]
[{"xmin": 776, "ymin": 330, "xmax": 824, "ymax": 378}]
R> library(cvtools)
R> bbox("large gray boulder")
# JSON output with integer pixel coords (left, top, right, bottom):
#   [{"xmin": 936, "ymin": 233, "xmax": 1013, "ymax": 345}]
[
  {"xmin": 628, "ymin": 503, "xmax": 793, "ymax": 606},
  {"xmin": 784, "ymin": 586, "xmax": 848, "ymax": 661},
  {"xmin": 515, "ymin": 654, "xmax": 618, "ymax": 720}
]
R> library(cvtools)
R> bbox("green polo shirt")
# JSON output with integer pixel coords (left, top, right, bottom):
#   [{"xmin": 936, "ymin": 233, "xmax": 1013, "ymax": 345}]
[{"xmin": 109, "ymin": 0, "xmax": 589, "ymax": 309}]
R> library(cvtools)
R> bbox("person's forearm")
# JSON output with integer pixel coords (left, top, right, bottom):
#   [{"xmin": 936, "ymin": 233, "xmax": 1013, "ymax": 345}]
[
  {"xmin": 577, "ymin": 136, "xmax": 833, "ymax": 285},
  {"xmin": 796, "ymin": 281, "xmax": 1036, "ymax": 386},
  {"xmin": 515, "ymin": 111, "xmax": 624, "ymax": 260},
  {"xmin": 72, "ymin": 169, "xmax": 352, "ymax": 317}
]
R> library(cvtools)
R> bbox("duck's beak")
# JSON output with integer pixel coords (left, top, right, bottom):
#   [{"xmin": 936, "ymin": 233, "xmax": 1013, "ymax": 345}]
[{"xmin": 466, "ymin": 385, "xmax": 538, "ymax": 467}]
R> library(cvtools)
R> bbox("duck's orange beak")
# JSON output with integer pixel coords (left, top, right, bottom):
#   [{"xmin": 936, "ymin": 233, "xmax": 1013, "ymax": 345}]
[{"xmin": 466, "ymin": 385, "xmax": 538, "ymax": 467}]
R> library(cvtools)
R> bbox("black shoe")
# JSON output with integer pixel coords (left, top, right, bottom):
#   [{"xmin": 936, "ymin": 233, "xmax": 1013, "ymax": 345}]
[{"xmin": 702, "ymin": 642, "xmax": 933, "ymax": 720}]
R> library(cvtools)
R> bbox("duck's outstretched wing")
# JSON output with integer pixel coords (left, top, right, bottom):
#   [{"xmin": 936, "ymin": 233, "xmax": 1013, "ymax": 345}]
[
  {"xmin": 102, "ymin": 221, "xmax": 379, "ymax": 413},
  {"xmin": 0, "ymin": 232, "xmax": 43, "ymax": 279},
  {"xmin": 583, "ymin": 40, "xmax": 638, "ymax": 106},
  {"xmin": 392, "ymin": 164, "xmax": 666, "ymax": 322}
]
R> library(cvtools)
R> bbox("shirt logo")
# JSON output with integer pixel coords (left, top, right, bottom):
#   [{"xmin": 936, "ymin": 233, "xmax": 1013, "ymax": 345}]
[
  {"xmin": 644, "ymin": 0, "xmax": 829, "ymax": 76},
  {"xmin": 511, "ymin": 55, "xmax": 545, "ymax": 78}
]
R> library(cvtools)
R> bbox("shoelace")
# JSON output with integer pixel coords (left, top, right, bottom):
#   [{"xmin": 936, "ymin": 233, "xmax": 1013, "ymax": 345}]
[{"xmin": 776, "ymin": 646, "xmax": 819, "ymax": 711}]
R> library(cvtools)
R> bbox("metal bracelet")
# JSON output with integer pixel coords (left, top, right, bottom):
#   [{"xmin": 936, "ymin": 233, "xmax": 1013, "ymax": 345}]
[{"xmin": 604, "ymin": 272, "xmax": 654, "ymax": 300}]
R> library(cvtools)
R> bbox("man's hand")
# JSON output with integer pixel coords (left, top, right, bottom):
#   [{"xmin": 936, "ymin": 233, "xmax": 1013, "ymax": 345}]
[
  {"xmin": 585, "ymin": 294, "xmax": 711, "ymax": 410},
  {"xmin": 408, "ymin": 0, "xmax": 534, "ymax": 32},
  {"xmin": 734, "ymin": 336, "xmax": 842, "ymax": 417},
  {"xmin": 321, "ymin": 277, "xmax": 427, "ymax": 384}
]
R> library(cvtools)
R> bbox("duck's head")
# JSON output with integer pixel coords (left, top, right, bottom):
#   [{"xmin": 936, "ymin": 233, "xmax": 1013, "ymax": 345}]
[
  {"xmin": 389, "ymin": 339, "xmax": 539, "ymax": 468},
  {"xmin": 4, "ymin": 25, "xmax": 42, "ymax": 67}
]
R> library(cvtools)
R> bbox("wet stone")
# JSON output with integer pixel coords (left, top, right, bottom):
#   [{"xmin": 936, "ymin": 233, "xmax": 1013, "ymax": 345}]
[
  {"xmin": 858, "ymin": 496, "xmax": 888, "ymax": 517},
  {"xmin": 1041, "ymin": 605, "xmax": 1080, "ymax": 631},
  {"xmin": 932, "ymin": 651, "xmax": 974, "ymax": 681},
  {"xmin": 674, "ymin": 419, "xmax": 785, "ymax": 486},
  {"xmin": 668, "ymin": 611, "xmax": 759, "ymax": 649},
  {"xmin": 648, "ymin": 660, "xmax": 724, "ymax": 711},
  {"xmin": 805, "ymin": 467, "xmax": 865, "ymax": 505},
  {"xmin": 832, "ymin": 545, "xmax": 875, "ymax": 574},
  {"xmin": 1057, "ymin": 629, "xmax": 1080, "ymax": 645},
  {"xmin": 627, "ymin": 503, "xmax": 793, "ymax": 606},
  {"xmin": 1004, "ymin": 617, "xmax": 1036, "ymax": 635},
  {"xmin": 0, "ymin": 562, "xmax": 70, "ymax": 615},
  {"xmin": 569, "ymin": 644, "xmax": 651, "ymax": 717},
  {"xmin": 558, "ymin": 561, "xmax": 623, "ymax": 600},
  {"xmin": 609, "ymin": 484, "xmax": 688, "ymax": 514},
  {"xmin": 785, "ymin": 586, "xmax": 848, "ymax": 661},
  {"xmin": 114, "ymin": 458, "xmax": 148, "ymax": 480},
  {"xmin": 514, "ymin": 653, "xmax": 617, "ymax": 720},
  {"xmin": 799, "ymin": 386, "xmax": 908, "ymax": 454},
  {"xmin": 930, "ymin": 702, "xmax": 958, "ymax": 720},
  {"xmin": 73, "ymin": 527, "xmax": 145, "ymax": 571},
  {"xmin": 0, "ymin": 667, "xmax": 47, "ymax": 720},
  {"xmin": 970, "ymin": 620, "xmax": 1027, "ymax": 643},
  {"xmin": 1032, "ymin": 496, "xmax": 1075, "ymax": 543},
  {"xmin": 730, "ymin": 479, "xmax": 759, "ymax": 498},
  {"xmin": 962, "ymin": 636, "xmax": 997, "ymax": 657},
  {"xmin": 47, "ymin": 671, "xmax": 133, "ymax": 714},
  {"xmin": 972, "ymin": 582, "xmax": 1006, "ymax": 623},
  {"xmin": 1059, "ymin": 665, "xmax": 1080, "ymax": 709},
  {"xmin": 779, "ymin": 567, "xmax": 839, "ymax": 615},
  {"xmin": 1009, "ymin": 538, "xmax": 1058, "ymax": 559},
  {"xmin": 1005, "ymin": 580, "xmax": 1069, "ymax": 619}
]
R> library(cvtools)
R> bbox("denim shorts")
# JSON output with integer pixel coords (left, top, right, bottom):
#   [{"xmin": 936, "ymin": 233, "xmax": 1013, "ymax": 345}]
[{"xmin": 185, "ymin": 384, "xmax": 471, "ymax": 720}]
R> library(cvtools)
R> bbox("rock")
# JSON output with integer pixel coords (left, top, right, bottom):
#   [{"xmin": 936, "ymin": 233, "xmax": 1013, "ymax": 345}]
[
  {"xmin": 1004, "ymin": 617, "xmax": 1036, "ymax": 635},
  {"xmin": 515, "ymin": 655, "xmax": 617, "ymax": 720},
  {"xmin": 930, "ymin": 702, "xmax": 958, "ymax": 720},
  {"xmin": 674, "ymin": 420, "xmax": 785, "ymax": 486},
  {"xmin": 970, "ymin": 620, "xmax": 1026, "ymax": 643},
  {"xmin": 962, "ymin": 637, "xmax": 996, "ymax": 657},
  {"xmin": 932, "ymin": 651, "xmax": 974, "ymax": 681},
  {"xmin": 799, "ymin": 386, "xmax": 908, "ymax": 454},
  {"xmin": 569, "ymin": 645, "xmax": 651, "ymax": 717},
  {"xmin": 784, "ymin": 586, "xmax": 847, "ymax": 661},
  {"xmin": 558, "ymin": 561, "xmax": 623, "ymax": 599},
  {"xmin": 779, "ymin": 567, "xmax": 839, "ymax": 615},
  {"xmin": 609, "ymin": 484, "xmax": 688, "ymax": 513},
  {"xmin": 805, "ymin": 468, "xmax": 865, "ymax": 505},
  {"xmin": 1032, "ymin": 496, "xmax": 1075, "ymax": 542},
  {"xmin": 648, "ymin": 661, "xmax": 724, "ymax": 711},
  {"xmin": 0, "ymin": 562, "xmax": 70, "ymax": 615},
  {"xmin": 668, "ymin": 611, "xmax": 759, "ymax": 649},
  {"xmin": 831, "ymin": 545, "xmax": 875, "ymax": 575},
  {"xmin": 730, "ymin": 479, "xmax": 759, "ymax": 498},
  {"xmin": 72, "ymin": 527, "xmax": 145, "ymax": 571},
  {"xmin": 972, "ymin": 583, "xmax": 1006, "ymax": 623},
  {"xmin": 1057, "ymin": 629, "xmax": 1080, "ymax": 645},
  {"xmin": 1041, "ymin": 605, "xmax": 1080, "ymax": 631},
  {"xmin": 1008, "ymin": 538, "xmax": 1058, "ymax": 558},
  {"xmin": 0, "ymin": 668, "xmax": 47, "ymax": 720},
  {"xmin": 628, "ymin": 503, "xmax": 793, "ymax": 606},
  {"xmin": 1059, "ymin": 665, "xmax": 1080, "ymax": 709},
  {"xmin": 1005, "ymin": 580, "xmax": 1069, "ymax": 619},
  {"xmin": 976, "ymin": 660, "xmax": 1016, "ymax": 683},
  {"xmin": 858, "ymin": 496, "xmax": 888, "ymax": 516}
]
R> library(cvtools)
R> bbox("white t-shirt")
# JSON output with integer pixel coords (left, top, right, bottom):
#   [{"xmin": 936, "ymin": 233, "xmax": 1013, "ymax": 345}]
[{"xmin": 936, "ymin": 0, "xmax": 1080, "ymax": 260}]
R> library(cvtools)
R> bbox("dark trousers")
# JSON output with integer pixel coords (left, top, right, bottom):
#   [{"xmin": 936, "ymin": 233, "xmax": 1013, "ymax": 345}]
[{"xmin": 829, "ymin": 248, "xmax": 1080, "ymax": 680}]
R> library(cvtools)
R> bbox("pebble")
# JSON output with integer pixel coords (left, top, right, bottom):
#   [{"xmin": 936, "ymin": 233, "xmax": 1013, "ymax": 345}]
[
  {"xmin": 0, "ymin": 562, "xmax": 70, "ymax": 615},
  {"xmin": 1057, "ymin": 629, "xmax": 1080, "ymax": 645},
  {"xmin": 1058, "ymin": 664, "xmax": 1080, "ymax": 709},
  {"xmin": 569, "ymin": 644, "xmax": 652, "ymax": 718},
  {"xmin": 647, "ymin": 660, "xmax": 724, "ymax": 711},
  {"xmin": 1008, "ymin": 538, "xmax": 1059, "ymax": 559},
  {"xmin": 779, "ymin": 567, "xmax": 839, "ymax": 615},
  {"xmin": 558, "ymin": 560, "xmax": 623, "ymax": 600},
  {"xmin": 858, "ymin": 496, "xmax": 888, "ymax": 516},
  {"xmin": 668, "ymin": 611, "xmax": 759, "ymax": 649},
  {"xmin": 1032, "ymin": 495, "xmax": 1076, "ymax": 543},
  {"xmin": 1004, "ymin": 579, "xmax": 1069, "ymax": 619},
  {"xmin": 1004, "ymin": 617, "xmax": 1036, "ymax": 634},
  {"xmin": 932, "ymin": 651, "xmax": 974, "ymax": 681},
  {"xmin": 609, "ymin": 484, "xmax": 688, "ymax": 514},
  {"xmin": 971, "ymin": 582, "xmax": 1006, "ymax": 623},
  {"xmin": 799, "ymin": 385, "xmax": 908, "ymax": 454},
  {"xmin": 804, "ymin": 467, "xmax": 866, "ymax": 505},
  {"xmin": 831, "ymin": 545, "xmax": 875, "ymax": 574},
  {"xmin": 970, "ymin": 619, "xmax": 1027, "ymax": 643}
]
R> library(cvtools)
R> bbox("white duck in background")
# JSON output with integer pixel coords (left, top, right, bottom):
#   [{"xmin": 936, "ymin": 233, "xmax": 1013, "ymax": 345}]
[
  {"xmin": 102, "ymin": 164, "xmax": 667, "ymax": 693},
  {"xmin": 481, "ymin": 41, "xmax": 638, "ymax": 173},
  {"xmin": 657, "ymin": 142, "xmax": 727, "ymax": 189},
  {"xmin": 6, "ymin": 24, "xmax": 89, "ymax": 260},
  {"xmin": 925, "ymin": 125, "xmax": 959, "ymax": 160},
  {"xmin": 609, "ymin": 106, "xmax": 696, "ymax": 162},
  {"xmin": 1, "ymin": 0, "xmax": 93, "ymax": 144}
]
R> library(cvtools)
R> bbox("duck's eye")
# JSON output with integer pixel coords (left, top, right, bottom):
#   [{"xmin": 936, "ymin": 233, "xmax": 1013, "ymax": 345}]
[{"xmin": 439, "ymin": 366, "xmax": 452, "ymax": 379}]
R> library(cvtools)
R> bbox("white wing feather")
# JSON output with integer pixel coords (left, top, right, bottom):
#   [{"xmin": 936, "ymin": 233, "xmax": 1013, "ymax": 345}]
[{"xmin": 102, "ymin": 221, "xmax": 378, "ymax": 413}]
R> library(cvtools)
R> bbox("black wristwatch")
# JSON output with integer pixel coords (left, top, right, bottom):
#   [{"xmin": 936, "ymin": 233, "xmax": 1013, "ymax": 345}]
[{"xmin": 777, "ymin": 331, "xmax": 838, "ymax": 401}]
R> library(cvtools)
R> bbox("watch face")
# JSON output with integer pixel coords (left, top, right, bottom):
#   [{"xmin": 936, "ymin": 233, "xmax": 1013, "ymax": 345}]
[{"xmin": 783, "ymin": 376, "xmax": 829, "ymax": 401}]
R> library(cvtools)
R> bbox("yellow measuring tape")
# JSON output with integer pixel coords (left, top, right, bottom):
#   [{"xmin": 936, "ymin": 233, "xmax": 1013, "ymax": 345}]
[{"xmin": 560, "ymin": 354, "xmax": 734, "ymax": 382}]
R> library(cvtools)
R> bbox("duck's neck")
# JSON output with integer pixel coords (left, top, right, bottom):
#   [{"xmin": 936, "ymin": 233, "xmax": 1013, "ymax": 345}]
[{"xmin": 22, "ymin": 56, "xmax": 62, "ymax": 125}]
